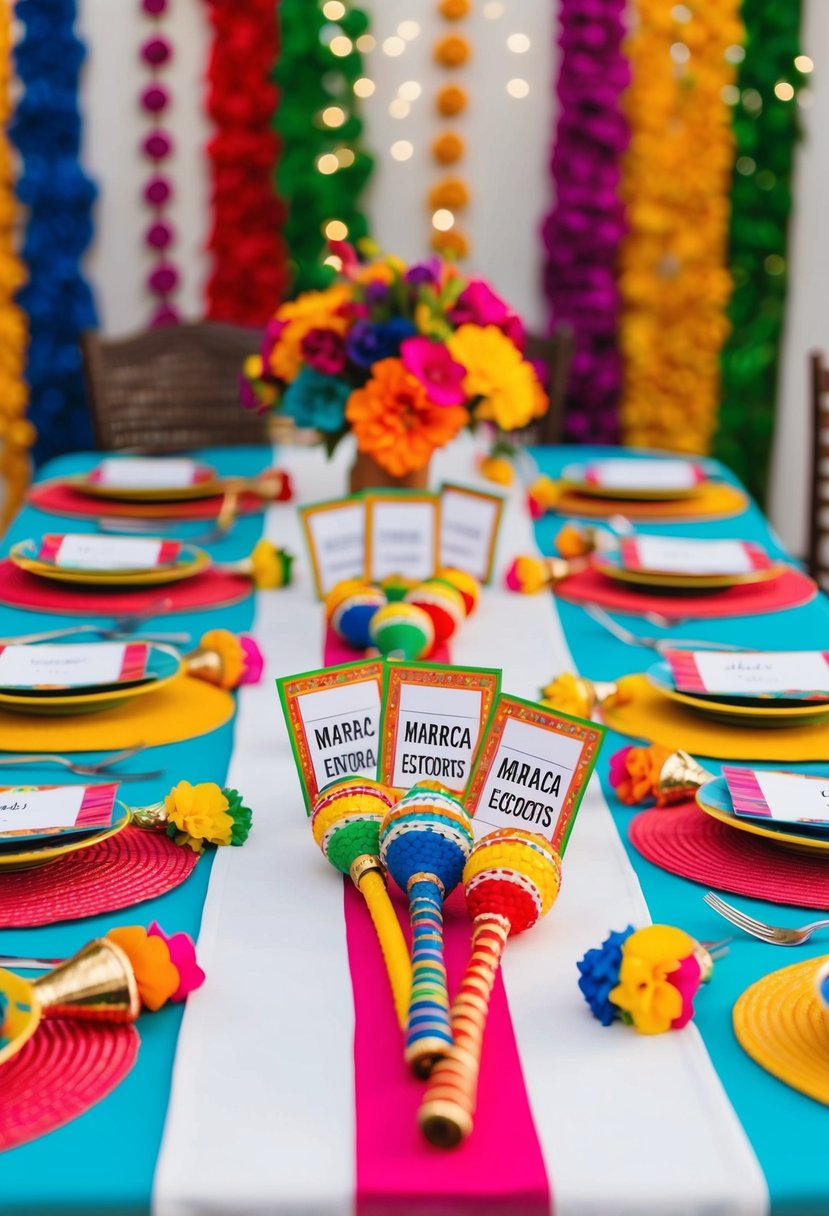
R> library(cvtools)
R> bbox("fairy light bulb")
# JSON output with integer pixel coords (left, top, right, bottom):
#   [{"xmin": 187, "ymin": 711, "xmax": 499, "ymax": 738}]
[
  {"xmin": 398, "ymin": 21, "xmax": 420, "ymax": 39},
  {"xmin": 507, "ymin": 33, "xmax": 530, "ymax": 52},
  {"xmin": 322, "ymin": 106, "xmax": 345, "ymax": 127},
  {"xmin": 356, "ymin": 34, "xmax": 375, "ymax": 52},
  {"xmin": 506, "ymin": 78, "xmax": 530, "ymax": 98},
  {"xmin": 391, "ymin": 140, "xmax": 414, "ymax": 161},
  {"xmin": 774, "ymin": 81, "xmax": 795, "ymax": 101},
  {"xmin": 389, "ymin": 98, "xmax": 410, "ymax": 119},
  {"xmin": 322, "ymin": 0, "xmax": 345, "ymax": 17},
  {"xmin": 317, "ymin": 153, "xmax": 339, "ymax": 174},
  {"xmin": 354, "ymin": 77, "xmax": 375, "ymax": 98},
  {"xmin": 383, "ymin": 36, "xmax": 405, "ymax": 56},
  {"xmin": 795, "ymin": 55, "xmax": 814, "ymax": 73},
  {"xmin": 324, "ymin": 219, "xmax": 348, "ymax": 241},
  {"xmin": 432, "ymin": 209, "xmax": 455, "ymax": 231},
  {"xmin": 329, "ymin": 35, "xmax": 353, "ymax": 57},
  {"xmin": 399, "ymin": 81, "xmax": 422, "ymax": 101}
]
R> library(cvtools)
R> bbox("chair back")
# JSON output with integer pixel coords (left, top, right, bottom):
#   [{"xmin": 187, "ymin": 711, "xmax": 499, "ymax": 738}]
[
  {"xmin": 81, "ymin": 322, "xmax": 269, "ymax": 452},
  {"xmin": 809, "ymin": 351, "xmax": 829, "ymax": 590},
  {"xmin": 504, "ymin": 324, "xmax": 574, "ymax": 447}
]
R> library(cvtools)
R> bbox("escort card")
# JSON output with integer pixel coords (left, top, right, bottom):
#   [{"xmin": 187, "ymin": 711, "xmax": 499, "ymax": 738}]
[
  {"xmin": 0, "ymin": 783, "xmax": 119, "ymax": 839},
  {"xmin": 724, "ymin": 767, "xmax": 829, "ymax": 829},
  {"xmin": 277, "ymin": 659, "xmax": 384, "ymax": 813},
  {"xmin": 582, "ymin": 458, "xmax": 704, "ymax": 491},
  {"xmin": 464, "ymin": 693, "xmax": 604, "ymax": 852},
  {"xmin": 38, "ymin": 534, "xmax": 181, "ymax": 571},
  {"xmin": 378, "ymin": 662, "xmax": 501, "ymax": 793},
  {"xmin": 665, "ymin": 649, "xmax": 829, "ymax": 698},
  {"xmin": 90, "ymin": 457, "xmax": 207, "ymax": 488},
  {"xmin": 0, "ymin": 642, "xmax": 149, "ymax": 689},
  {"xmin": 300, "ymin": 497, "xmax": 366, "ymax": 599},
  {"xmin": 439, "ymin": 482, "xmax": 504, "ymax": 583},
  {"xmin": 620, "ymin": 536, "xmax": 772, "ymax": 576},
  {"xmin": 364, "ymin": 491, "xmax": 439, "ymax": 583}
]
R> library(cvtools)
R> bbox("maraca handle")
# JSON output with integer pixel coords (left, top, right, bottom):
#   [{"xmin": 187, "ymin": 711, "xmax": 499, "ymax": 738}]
[
  {"xmin": 357, "ymin": 868, "xmax": 412, "ymax": 1031},
  {"xmin": 406, "ymin": 876, "xmax": 452, "ymax": 1077},
  {"xmin": 418, "ymin": 913, "xmax": 509, "ymax": 1147}
]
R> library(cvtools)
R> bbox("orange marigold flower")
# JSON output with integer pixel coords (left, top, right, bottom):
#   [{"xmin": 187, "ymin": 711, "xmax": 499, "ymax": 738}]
[
  {"xmin": 432, "ymin": 133, "xmax": 465, "ymax": 164},
  {"xmin": 428, "ymin": 178, "xmax": 470, "ymax": 210},
  {"xmin": 439, "ymin": 0, "xmax": 470, "ymax": 18},
  {"xmin": 346, "ymin": 358, "xmax": 469, "ymax": 477},
  {"xmin": 106, "ymin": 925, "xmax": 179, "ymax": 1012},
  {"xmin": 431, "ymin": 229, "xmax": 470, "ymax": 259},
  {"xmin": 436, "ymin": 85, "xmax": 467, "ymax": 116},
  {"xmin": 434, "ymin": 34, "xmax": 470, "ymax": 67}
]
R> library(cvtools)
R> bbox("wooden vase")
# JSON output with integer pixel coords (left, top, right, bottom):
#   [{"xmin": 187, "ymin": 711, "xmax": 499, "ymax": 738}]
[{"xmin": 349, "ymin": 450, "xmax": 430, "ymax": 493}]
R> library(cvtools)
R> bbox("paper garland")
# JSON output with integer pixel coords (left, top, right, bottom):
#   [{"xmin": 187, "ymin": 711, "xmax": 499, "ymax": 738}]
[
  {"xmin": 716, "ymin": 1, "xmax": 806, "ymax": 504},
  {"xmin": 429, "ymin": 0, "xmax": 471, "ymax": 261},
  {"xmin": 139, "ymin": 0, "xmax": 179, "ymax": 326},
  {"xmin": 541, "ymin": 0, "xmax": 628, "ymax": 444},
  {"xmin": 274, "ymin": 0, "xmax": 374, "ymax": 293},
  {"xmin": 11, "ymin": 0, "xmax": 99, "ymax": 465},
  {"xmin": 203, "ymin": 0, "xmax": 288, "ymax": 325}
]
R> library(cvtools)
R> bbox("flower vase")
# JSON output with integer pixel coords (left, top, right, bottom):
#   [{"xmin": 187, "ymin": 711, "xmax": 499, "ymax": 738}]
[{"xmin": 349, "ymin": 451, "xmax": 430, "ymax": 493}]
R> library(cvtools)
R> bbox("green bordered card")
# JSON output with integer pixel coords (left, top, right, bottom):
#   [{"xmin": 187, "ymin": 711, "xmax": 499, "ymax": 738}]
[
  {"xmin": 299, "ymin": 495, "xmax": 366, "ymax": 600},
  {"xmin": 363, "ymin": 490, "xmax": 440, "ymax": 583},
  {"xmin": 439, "ymin": 482, "xmax": 504, "ymax": 583}
]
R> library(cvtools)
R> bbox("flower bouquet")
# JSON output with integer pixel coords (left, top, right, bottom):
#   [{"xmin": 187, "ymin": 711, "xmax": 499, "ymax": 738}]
[{"xmin": 240, "ymin": 244, "xmax": 548, "ymax": 490}]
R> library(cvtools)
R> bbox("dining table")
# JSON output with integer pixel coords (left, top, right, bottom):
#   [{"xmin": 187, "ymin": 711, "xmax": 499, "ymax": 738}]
[{"xmin": 1, "ymin": 435, "xmax": 827, "ymax": 1216}]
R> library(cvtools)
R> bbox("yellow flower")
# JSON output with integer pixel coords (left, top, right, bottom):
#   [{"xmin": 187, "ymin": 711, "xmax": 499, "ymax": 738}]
[
  {"xmin": 164, "ymin": 780, "xmax": 233, "ymax": 852},
  {"xmin": 276, "ymin": 284, "xmax": 351, "ymax": 325},
  {"xmin": 243, "ymin": 355, "xmax": 263, "ymax": 380},
  {"xmin": 539, "ymin": 673, "xmax": 594, "ymax": 719},
  {"xmin": 479, "ymin": 454, "xmax": 515, "ymax": 487},
  {"xmin": 609, "ymin": 925, "xmax": 696, "ymax": 1034},
  {"xmin": 247, "ymin": 539, "xmax": 293, "ymax": 589},
  {"xmin": 447, "ymin": 325, "xmax": 539, "ymax": 430},
  {"xmin": 192, "ymin": 629, "xmax": 245, "ymax": 690},
  {"xmin": 555, "ymin": 523, "xmax": 594, "ymax": 559}
]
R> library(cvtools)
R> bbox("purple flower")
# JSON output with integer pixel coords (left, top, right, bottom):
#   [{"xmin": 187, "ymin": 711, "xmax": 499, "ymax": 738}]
[
  {"xmin": 345, "ymin": 318, "xmax": 417, "ymax": 369},
  {"xmin": 405, "ymin": 258, "xmax": 442, "ymax": 286}
]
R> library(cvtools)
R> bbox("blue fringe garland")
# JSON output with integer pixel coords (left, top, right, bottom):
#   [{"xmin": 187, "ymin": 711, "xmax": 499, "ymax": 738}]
[{"xmin": 11, "ymin": 0, "xmax": 99, "ymax": 464}]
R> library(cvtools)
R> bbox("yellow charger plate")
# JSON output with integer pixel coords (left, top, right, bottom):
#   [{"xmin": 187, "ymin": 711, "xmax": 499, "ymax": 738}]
[
  {"xmin": 0, "ymin": 805, "xmax": 131, "ymax": 871},
  {"xmin": 10, "ymin": 540, "xmax": 211, "ymax": 587},
  {"xmin": 0, "ymin": 645, "xmax": 183, "ymax": 716},
  {"xmin": 696, "ymin": 778, "xmax": 829, "ymax": 855},
  {"xmin": 68, "ymin": 464, "xmax": 220, "ymax": 502},
  {"xmin": 647, "ymin": 661, "xmax": 829, "ymax": 727},
  {"xmin": 593, "ymin": 554, "xmax": 788, "ymax": 591},
  {"xmin": 0, "ymin": 968, "xmax": 40, "ymax": 1065}
]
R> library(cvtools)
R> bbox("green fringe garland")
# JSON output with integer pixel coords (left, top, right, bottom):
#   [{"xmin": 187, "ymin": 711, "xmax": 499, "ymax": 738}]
[
  {"xmin": 274, "ymin": 0, "xmax": 375, "ymax": 294},
  {"xmin": 716, "ymin": 1, "xmax": 806, "ymax": 504}
]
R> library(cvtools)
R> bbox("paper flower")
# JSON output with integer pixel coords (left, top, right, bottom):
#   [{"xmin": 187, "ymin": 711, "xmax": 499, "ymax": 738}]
[
  {"xmin": 192, "ymin": 629, "xmax": 245, "ymax": 690},
  {"xmin": 401, "ymin": 336, "xmax": 467, "ymax": 407},
  {"xmin": 222, "ymin": 787, "xmax": 253, "ymax": 846},
  {"xmin": 447, "ymin": 325, "xmax": 541, "ymax": 431},
  {"xmin": 432, "ymin": 132, "xmax": 465, "ymax": 164},
  {"xmin": 527, "ymin": 475, "xmax": 563, "ymax": 520},
  {"xmin": 555, "ymin": 523, "xmax": 597, "ymax": 559},
  {"xmin": 609, "ymin": 744, "xmax": 672, "ymax": 805},
  {"xmin": 282, "ymin": 368, "xmax": 350, "ymax": 432},
  {"xmin": 479, "ymin": 453, "xmax": 514, "ymax": 486},
  {"xmin": 577, "ymin": 927, "xmax": 634, "ymax": 1025},
  {"xmin": 540, "ymin": 673, "xmax": 595, "ymax": 719},
  {"xmin": 106, "ymin": 925, "xmax": 180, "ymax": 1012},
  {"xmin": 0, "ymin": 991, "xmax": 9, "ymax": 1048},
  {"xmin": 248, "ymin": 539, "xmax": 294, "ymax": 589},
  {"xmin": 239, "ymin": 636, "xmax": 264, "ymax": 684},
  {"xmin": 164, "ymin": 780, "xmax": 235, "ymax": 851},
  {"xmin": 505, "ymin": 555, "xmax": 549, "ymax": 594},
  {"xmin": 148, "ymin": 922, "xmax": 206, "ymax": 1001}
]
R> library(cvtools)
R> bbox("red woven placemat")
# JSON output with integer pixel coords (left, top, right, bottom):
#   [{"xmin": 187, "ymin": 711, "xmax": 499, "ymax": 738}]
[
  {"xmin": 29, "ymin": 479, "xmax": 267, "ymax": 520},
  {"xmin": 629, "ymin": 801, "xmax": 829, "ymax": 909},
  {"xmin": 0, "ymin": 1020, "xmax": 139, "ymax": 1152},
  {"xmin": 0, "ymin": 559, "xmax": 251, "ymax": 616},
  {"xmin": 0, "ymin": 827, "xmax": 199, "ymax": 927},
  {"xmin": 556, "ymin": 566, "xmax": 816, "ymax": 619}
]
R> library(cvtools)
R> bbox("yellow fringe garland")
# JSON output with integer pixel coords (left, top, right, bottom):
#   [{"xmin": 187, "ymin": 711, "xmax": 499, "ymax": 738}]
[
  {"xmin": 618, "ymin": 0, "xmax": 744, "ymax": 454},
  {"xmin": 0, "ymin": 8, "xmax": 33, "ymax": 529}
]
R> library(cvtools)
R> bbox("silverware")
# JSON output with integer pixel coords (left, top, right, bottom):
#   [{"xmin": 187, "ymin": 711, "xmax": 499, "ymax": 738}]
[
  {"xmin": 703, "ymin": 891, "xmax": 829, "ymax": 945},
  {"xmin": 584, "ymin": 604, "xmax": 741, "ymax": 654},
  {"xmin": 0, "ymin": 746, "xmax": 163, "ymax": 781},
  {"xmin": 0, "ymin": 956, "xmax": 62, "ymax": 972},
  {"xmin": 97, "ymin": 489, "xmax": 240, "ymax": 546},
  {"xmin": 0, "ymin": 625, "xmax": 191, "ymax": 645}
]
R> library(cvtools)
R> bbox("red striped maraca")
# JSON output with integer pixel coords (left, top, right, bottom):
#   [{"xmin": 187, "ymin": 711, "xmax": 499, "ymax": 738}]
[
  {"xmin": 379, "ymin": 785, "xmax": 474, "ymax": 1077},
  {"xmin": 418, "ymin": 828, "xmax": 562, "ymax": 1146}
]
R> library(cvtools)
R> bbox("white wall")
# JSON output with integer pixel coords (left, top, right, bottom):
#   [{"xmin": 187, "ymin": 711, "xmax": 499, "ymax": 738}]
[{"xmin": 74, "ymin": 0, "xmax": 823, "ymax": 550}]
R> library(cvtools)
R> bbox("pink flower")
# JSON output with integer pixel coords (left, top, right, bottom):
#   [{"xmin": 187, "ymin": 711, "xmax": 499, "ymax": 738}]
[
  {"xmin": 450, "ymin": 280, "xmax": 509, "ymax": 327},
  {"xmin": 526, "ymin": 490, "xmax": 545, "ymax": 521},
  {"xmin": 148, "ymin": 922, "xmax": 206, "ymax": 1002},
  {"xmin": 300, "ymin": 327, "xmax": 347, "ymax": 376},
  {"xmin": 666, "ymin": 953, "xmax": 703, "ymax": 1029},
  {"xmin": 400, "ymin": 337, "xmax": 467, "ymax": 407},
  {"xmin": 608, "ymin": 745, "xmax": 634, "ymax": 791},
  {"xmin": 240, "ymin": 635, "xmax": 264, "ymax": 684}
]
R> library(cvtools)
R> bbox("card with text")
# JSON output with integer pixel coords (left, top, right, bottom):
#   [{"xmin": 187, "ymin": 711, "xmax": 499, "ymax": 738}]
[
  {"xmin": 38, "ymin": 534, "xmax": 182, "ymax": 571},
  {"xmin": 463, "ymin": 693, "xmax": 604, "ymax": 851},
  {"xmin": 299, "ymin": 497, "xmax": 366, "ymax": 599},
  {"xmin": 0, "ymin": 642, "xmax": 149, "ymax": 689},
  {"xmin": 378, "ymin": 661, "xmax": 501, "ymax": 793},
  {"xmin": 364, "ymin": 491, "xmax": 439, "ymax": 583},
  {"xmin": 439, "ymin": 482, "xmax": 504, "ymax": 583},
  {"xmin": 620, "ymin": 536, "xmax": 773, "ymax": 577},
  {"xmin": 723, "ymin": 767, "xmax": 829, "ymax": 829},
  {"xmin": 582, "ymin": 458, "xmax": 705, "ymax": 491},
  {"xmin": 89, "ymin": 457, "xmax": 209, "ymax": 488},
  {"xmin": 277, "ymin": 659, "xmax": 384, "ymax": 813},
  {"xmin": 0, "ymin": 783, "xmax": 120, "ymax": 840},
  {"xmin": 665, "ymin": 649, "xmax": 829, "ymax": 700}
]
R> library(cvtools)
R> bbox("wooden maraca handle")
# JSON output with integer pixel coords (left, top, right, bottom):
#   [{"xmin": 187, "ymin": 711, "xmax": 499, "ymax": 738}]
[
  {"xmin": 406, "ymin": 875, "xmax": 453, "ymax": 1078},
  {"xmin": 352, "ymin": 860, "xmax": 411, "ymax": 1032},
  {"xmin": 418, "ymin": 913, "xmax": 510, "ymax": 1147}
]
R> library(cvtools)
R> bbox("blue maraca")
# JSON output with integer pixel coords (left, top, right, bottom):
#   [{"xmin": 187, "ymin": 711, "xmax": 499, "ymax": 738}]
[{"xmin": 379, "ymin": 785, "xmax": 475, "ymax": 1077}]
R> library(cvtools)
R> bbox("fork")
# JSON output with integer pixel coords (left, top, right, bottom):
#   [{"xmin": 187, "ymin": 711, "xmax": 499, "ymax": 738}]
[
  {"xmin": 0, "ymin": 624, "xmax": 191, "ymax": 645},
  {"xmin": 97, "ymin": 489, "xmax": 239, "ymax": 545},
  {"xmin": 0, "ymin": 955, "xmax": 62, "ymax": 971},
  {"xmin": 703, "ymin": 891, "xmax": 829, "ymax": 945},
  {"xmin": 0, "ymin": 746, "xmax": 163, "ymax": 782},
  {"xmin": 584, "ymin": 604, "xmax": 742, "ymax": 654}
]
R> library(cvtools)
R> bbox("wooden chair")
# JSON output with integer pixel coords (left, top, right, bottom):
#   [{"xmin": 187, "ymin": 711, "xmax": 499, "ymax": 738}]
[
  {"xmin": 809, "ymin": 350, "xmax": 829, "ymax": 589},
  {"xmin": 81, "ymin": 322, "xmax": 270, "ymax": 452},
  {"xmin": 500, "ymin": 323, "xmax": 575, "ymax": 447}
]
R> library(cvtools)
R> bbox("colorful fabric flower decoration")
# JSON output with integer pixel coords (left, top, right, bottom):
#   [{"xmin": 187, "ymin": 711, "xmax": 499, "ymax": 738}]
[
  {"xmin": 282, "ymin": 369, "xmax": 350, "ymax": 433},
  {"xmin": 540, "ymin": 673, "xmax": 635, "ymax": 719},
  {"xmin": 578, "ymin": 925, "xmax": 711, "ymax": 1034},
  {"xmin": 187, "ymin": 630, "xmax": 264, "ymax": 690},
  {"xmin": 401, "ymin": 337, "xmax": 466, "ymax": 406},
  {"xmin": 479, "ymin": 453, "xmax": 515, "ymax": 486},
  {"xmin": 148, "ymin": 922, "xmax": 206, "ymax": 1001},
  {"xmin": 608, "ymin": 745, "xmax": 712, "ymax": 807},
  {"xmin": 0, "ymin": 991, "xmax": 9, "ymax": 1049},
  {"xmin": 300, "ymin": 327, "xmax": 347, "ymax": 377},
  {"xmin": 555, "ymin": 523, "xmax": 598, "ymax": 560},
  {"xmin": 526, "ymin": 475, "xmax": 563, "ymax": 520},
  {"xmin": 106, "ymin": 922, "xmax": 206, "ymax": 1011},
  {"xmin": 163, "ymin": 780, "xmax": 252, "ymax": 853},
  {"xmin": 239, "ymin": 635, "xmax": 264, "ymax": 684},
  {"xmin": 243, "ymin": 539, "xmax": 294, "ymax": 589},
  {"xmin": 447, "ymin": 325, "xmax": 543, "ymax": 431},
  {"xmin": 345, "ymin": 318, "xmax": 417, "ymax": 369}
]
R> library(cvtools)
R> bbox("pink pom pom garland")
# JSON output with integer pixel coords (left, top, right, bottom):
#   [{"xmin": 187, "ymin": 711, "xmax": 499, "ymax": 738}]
[{"xmin": 139, "ymin": 0, "xmax": 179, "ymax": 326}]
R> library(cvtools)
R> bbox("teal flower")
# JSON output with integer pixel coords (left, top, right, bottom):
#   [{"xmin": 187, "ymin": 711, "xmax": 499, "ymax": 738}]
[{"xmin": 282, "ymin": 368, "xmax": 350, "ymax": 433}]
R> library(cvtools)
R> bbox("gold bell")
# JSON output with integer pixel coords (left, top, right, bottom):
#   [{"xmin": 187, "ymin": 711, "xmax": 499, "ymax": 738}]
[
  {"xmin": 184, "ymin": 645, "xmax": 227, "ymax": 686},
  {"xmin": 33, "ymin": 938, "xmax": 140, "ymax": 1024},
  {"xmin": 656, "ymin": 750, "xmax": 715, "ymax": 806},
  {"xmin": 128, "ymin": 801, "xmax": 169, "ymax": 832}
]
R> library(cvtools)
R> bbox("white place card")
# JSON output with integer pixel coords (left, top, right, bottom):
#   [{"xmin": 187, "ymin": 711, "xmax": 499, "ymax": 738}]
[
  {"xmin": 582, "ymin": 458, "xmax": 704, "ymax": 491},
  {"xmin": 439, "ymin": 482, "xmax": 504, "ymax": 583},
  {"xmin": 364, "ymin": 492, "xmax": 439, "ymax": 582},
  {"xmin": 0, "ymin": 642, "xmax": 149, "ymax": 689},
  {"xmin": 463, "ymin": 694, "xmax": 604, "ymax": 853},
  {"xmin": 378, "ymin": 662, "xmax": 500, "ymax": 793},
  {"xmin": 0, "ymin": 783, "xmax": 119, "ymax": 838},
  {"xmin": 666, "ymin": 649, "xmax": 829, "ymax": 697},
  {"xmin": 300, "ymin": 498, "xmax": 366, "ymax": 599},
  {"xmin": 620, "ymin": 536, "xmax": 771, "ymax": 576},
  {"xmin": 92, "ymin": 457, "xmax": 204, "ymax": 488},
  {"xmin": 724, "ymin": 767, "xmax": 829, "ymax": 828},
  {"xmin": 39, "ymin": 534, "xmax": 181, "ymax": 571}
]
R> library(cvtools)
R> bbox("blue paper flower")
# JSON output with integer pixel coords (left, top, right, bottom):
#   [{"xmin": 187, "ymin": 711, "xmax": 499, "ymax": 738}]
[
  {"xmin": 345, "ymin": 317, "xmax": 416, "ymax": 369},
  {"xmin": 0, "ymin": 990, "xmax": 9, "ymax": 1050},
  {"xmin": 577, "ymin": 926, "xmax": 634, "ymax": 1026},
  {"xmin": 282, "ymin": 368, "xmax": 350, "ymax": 433}
]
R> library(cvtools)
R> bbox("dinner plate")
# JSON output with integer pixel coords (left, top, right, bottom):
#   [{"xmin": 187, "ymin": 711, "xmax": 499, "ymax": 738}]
[
  {"xmin": 593, "ymin": 551, "xmax": 787, "ymax": 591},
  {"xmin": 0, "ymin": 644, "xmax": 182, "ymax": 715},
  {"xmin": 646, "ymin": 660, "xmax": 829, "ymax": 726},
  {"xmin": 560, "ymin": 461, "xmax": 709, "ymax": 501},
  {"xmin": 0, "ymin": 968, "xmax": 40, "ymax": 1064},
  {"xmin": 0, "ymin": 804, "xmax": 131, "ymax": 870},
  {"xmin": 69, "ymin": 462, "xmax": 220, "ymax": 502},
  {"xmin": 696, "ymin": 777, "xmax": 829, "ymax": 855},
  {"xmin": 10, "ymin": 539, "xmax": 211, "ymax": 587}
]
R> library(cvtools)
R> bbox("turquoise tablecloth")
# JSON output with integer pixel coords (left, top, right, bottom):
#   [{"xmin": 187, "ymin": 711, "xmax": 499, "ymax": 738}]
[{"xmin": 1, "ymin": 445, "xmax": 828, "ymax": 1215}]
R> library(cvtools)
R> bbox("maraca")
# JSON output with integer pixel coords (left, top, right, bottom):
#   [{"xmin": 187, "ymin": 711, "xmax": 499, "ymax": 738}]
[
  {"xmin": 369, "ymin": 602, "xmax": 434, "ymax": 660},
  {"xmin": 311, "ymin": 778, "xmax": 411, "ymax": 1028},
  {"xmin": 438, "ymin": 567, "xmax": 480, "ymax": 616},
  {"xmin": 327, "ymin": 580, "xmax": 388, "ymax": 650},
  {"xmin": 405, "ymin": 579, "xmax": 466, "ymax": 645},
  {"xmin": 418, "ymin": 829, "xmax": 562, "ymax": 1147},
  {"xmin": 379, "ymin": 785, "xmax": 475, "ymax": 1076}
]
